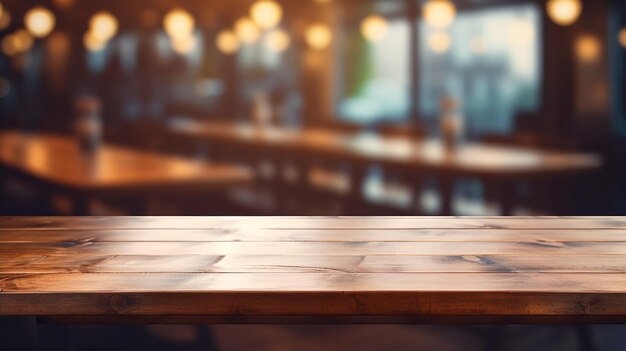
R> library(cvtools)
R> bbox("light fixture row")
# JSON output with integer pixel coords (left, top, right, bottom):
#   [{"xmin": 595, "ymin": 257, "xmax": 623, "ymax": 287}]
[{"xmin": 3, "ymin": 0, "xmax": 626, "ymax": 58}]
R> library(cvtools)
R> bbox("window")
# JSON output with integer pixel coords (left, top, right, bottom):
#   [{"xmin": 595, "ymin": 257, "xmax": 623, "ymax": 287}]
[
  {"xmin": 335, "ymin": 1, "xmax": 542, "ymax": 133},
  {"xmin": 336, "ymin": 2, "xmax": 410, "ymax": 125},
  {"xmin": 419, "ymin": 3, "xmax": 542, "ymax": 135}
]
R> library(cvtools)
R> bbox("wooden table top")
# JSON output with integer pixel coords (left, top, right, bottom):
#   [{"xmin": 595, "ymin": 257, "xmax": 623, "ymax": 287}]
[
  {"xmin": 169, "ymin": 119, "xmax": 602, "ymax": 178},
  {"xmin": 1, "ymin": 216, "xmax": 625, "ymax": 324},
  {"xmin": 0, "ymin": 131, "xmax": 251, "ymax": 195}
]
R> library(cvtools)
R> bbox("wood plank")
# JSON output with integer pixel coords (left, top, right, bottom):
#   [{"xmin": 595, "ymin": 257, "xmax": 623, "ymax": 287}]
[
  {"xmin": 1, "ymin": 241, "xmax": 625, "ymax": 256},
  {"xmin": 1, "ymin": 217, "xmax": 625, "ymax": 323},
  {"xmin": 2, "ymin": 228, "xmax": 626, "ymax": 243},
  {"xmin": 2, "ymin": 216, "xmax": 626, "ymax": 230},
  {"xmin": 3, "ymin": 289, "xmax": 626, "ymax": 322},
  {"xmin": 2, "ymin": 272, "xmax": 626, "ymax": 293},
  {"xmin": 1, "ymin": 254, "xmax": 625, "ymax": 274}
]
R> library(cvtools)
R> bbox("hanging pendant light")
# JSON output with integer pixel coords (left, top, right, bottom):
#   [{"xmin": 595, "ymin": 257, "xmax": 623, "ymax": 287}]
[
  {"xmin": 164, "ymin": 8, "xmax": 195, "ymax": 40},
  {"xmin": 361, "ymin": 15, "xmax": 388, "ymax": 43},
  {"xmin": 235, "ymin": 17, "xmax": 260, "ymax": 44},
  {"xmin": 264, "ymin": 28, "xmax": 290, "ymax": 52},
  {"xmin": 89, "ymin": 12, "xmax": 119, "ymax": 42},
  {"xmin": 251, "ymin": 0, "xmax": 283, "ymax": 29},
  {"xmin": 305, "ymin": 23, "xmax": 332, "ymax": 50},
  {"xmin": 24, "ymin": 6, "xmax": 56, "ymax": 38},
  {"xmin": 172, "ymin": 35, "xmax": 197, "ymax": 55},
  {"xmin": 427, "ymin": 31, "xmax": 451, "ymax": 53},
  {"xmin": 84, "ymin": 31, "xmax": 107, "ymax": 52},
  {"xmin": 423, "ymin": 0, "xmax": 456, "ymax": 29},
  {"xmin": 546, "ymin": 0, "xmax": 582, "ymax": 26},
  {"xmin": 216, "ymin": 30, "xmax": 239, "ymax": 54}
]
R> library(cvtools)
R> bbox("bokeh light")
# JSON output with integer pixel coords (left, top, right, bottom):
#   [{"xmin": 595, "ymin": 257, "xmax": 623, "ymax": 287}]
[
  {"xmin": 1, "ymin": 36, "xmax": 17, "ymax": 56},
  {"xmin": 216, "ymin": 30, "xmax": 239, "ymax": 54},
  {"xmin": 264, "ymin": 28, "xmax": 290, "ymax": 53},
  {"xmin": 235, "ymin": 18, "xmax": 260, "ymax": 45},
  {"xmin": 0, "ymin": 9, "xmax": 10, "ymax": 30},
  {"xmin": 619, "ymin": 28, "xmax": 626, "ymax": 49},
  {"xmin": 427, "ymin": 31, "xmax": 451, "ymax": 53},
  {"xmin": 83, "ymin": 31, "xmax": 107, "ymax": 52},
  {"xmin": 24, "ymin": 7, "xmax": 56, "ymax": 38},
  {"xmin": 546, "ymin": 0, "xmax": 582, "ymax": 26},
  {"xmin": 305, "ymin": 23, "xmax": 332, "ymax": 50},
  {"xmin": 2, "ymin": 30, "xmax": 34, "ymax": 56},
  {"xmin": 89, "ymin": 12, "xmax": 119, "ymax": 42},
  {"xmin": 250, "ymin": 0, "xmax": 283, "ymax": 29},
  {"xmin": 576, "ymin": 34, "xmax": 601, "ymax": 63},
  {"xmin": 171, "ymin": 35, "xmax": 197, "ymax": 55},
  {"xmin": 423, "ymin": 0, "xmax": 457, "ymax": 29},
  {"xmin": 164, "ymin": 8, "xmax": 195, "ymax": 40},
  {"xmin": 360, "ymin": 15, "xmax": 388, "ymax": 43}
]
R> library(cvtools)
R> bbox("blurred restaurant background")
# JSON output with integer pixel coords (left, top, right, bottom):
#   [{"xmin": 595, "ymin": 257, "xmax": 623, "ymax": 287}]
[{"xmin": 0, "ymin": 0, "xmax": 625, "ymax": 217}]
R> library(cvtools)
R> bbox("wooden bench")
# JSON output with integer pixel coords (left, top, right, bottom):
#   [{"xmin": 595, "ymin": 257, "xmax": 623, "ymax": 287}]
[{"xmin": 1, "ymin": 217, "xmax": 625, "ymax": 349}]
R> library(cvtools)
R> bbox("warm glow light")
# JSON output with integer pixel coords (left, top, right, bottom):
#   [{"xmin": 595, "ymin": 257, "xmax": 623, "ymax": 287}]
[
  {"xmin": 423, "ymin": 0, "xmax": 456, "ymax": 29},
  {"xmin": 619, "ymin": 28, "xmax": 626, "ymax": 49},
  {"xmin": 2, "ymin": 30, "xmax": 34, "ymax": 56},
  {"xmin": 427, "ymin": 31, "xmax": 451, "ymax": 53},
  {"xmin": 576, "ymin": 34, "xmax": 600, "ymax": 63},
  {"xmin": 360, "ymin": 15, "xmax": 388, "ymax": 43},
  {"xmin": 235, "ymin": 18, "xmax": 260, "ymax": 44},
  {"xmin": 83, "ymin": 31, "xmax": 107, "ymax": 52},
  {"xmin": 264, "ymin": 28, "xmax": 290, "ymax": 53},
  {"xmin": 546, "ymin": 0, "xmax": 582, "ymax": 26},
  {"xmin": 216, "ymin": 30, "xmax": 239, "ymax": 54},
  {"xmin": 305, "ymin": 23, "xmax": 332, "ymax": 50},
  {"xmin": 89, "ymin": 12, "xmax": 119, "ymax": 42},
  {"xmin": 164, "ymin": 8, "xmax": 195, "ymax": 40},
  {"xmin": 1, "ymin": 36, "xmax": 17, "ymax": 56},
  {"xmin": 507, "ymin": 19, "xmax": 535, "ymax": 45},
  {"xmin": 251, "ymin": 0, "xmax": 283, "ymax": 29},
  {"xmin": 0, "ymin": 3, "xmax": 3, "ymax": 19},
  {"xmin": 215, "ymin": 30, "xmax": 239, "ymax": 54},
  {"xmin": 0, "ymin": 8, "xmax": 9, "ymax": 30},
  {"xmin": 24, "ymin": 7, "xmax": 56, "ymax": 38},
  {"xmin": 171, "ymin": 35, "xmax": 197, "ymax": 55}
]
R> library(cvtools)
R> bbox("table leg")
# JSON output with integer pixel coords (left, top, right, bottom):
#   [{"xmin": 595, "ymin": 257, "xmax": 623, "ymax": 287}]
[
  {"xmin": 576, "ymin": 325, "xmax": 595, "ymax": 351},
  {"xmin": 346, "ymin": 165, "xmax": 367, "ymax": 215},
  {"xmin": 0, "ymin": 317, "xmax": 38, "ymax": 351},
  {"xmin": 498, "ymin": 180, "xmax": 515, "ymax": 216},
  {"xmin": 197, "ymin": 325, "xmax": 219, "ymax": 351},
  {"xmin": 439, "ymin": 176, "xmax": 454, "ymax": 216},
  {"xmin": 72, "ymin": 195, "xmax": 90, "ymax": 216}
]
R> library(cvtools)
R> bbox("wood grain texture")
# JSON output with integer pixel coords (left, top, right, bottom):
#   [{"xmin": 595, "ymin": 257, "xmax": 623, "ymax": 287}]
[
  {"xmin": 3, "ymin": 216, "xmax": 626, "ymax": 230},
  {"xmin": 0, "ymin": 217, "xmax": 625, "ymax": 324},
  {"xmin": 0, "ymin": 131, "xmax": 251, "ymax": 195},
  {"xmin": 168, "ymin": 119, "xmax": 602, "ymax": 178}
]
